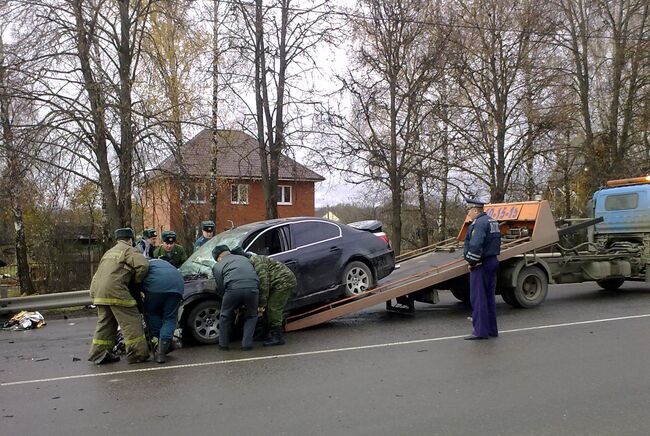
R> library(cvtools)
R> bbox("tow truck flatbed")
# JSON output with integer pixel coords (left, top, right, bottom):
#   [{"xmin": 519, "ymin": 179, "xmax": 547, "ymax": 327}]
[{"xmin": 286, "ymin": 200, "xmax": 559, "ymax": 331}]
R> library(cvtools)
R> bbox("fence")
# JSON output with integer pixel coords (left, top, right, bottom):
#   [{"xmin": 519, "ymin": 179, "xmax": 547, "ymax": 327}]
[{"xmin": 0, "ymin": 260, "xmax": 99, "ymax": 295}]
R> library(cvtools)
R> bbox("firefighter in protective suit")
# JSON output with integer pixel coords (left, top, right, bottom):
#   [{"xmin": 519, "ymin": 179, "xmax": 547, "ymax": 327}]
[
  {"xmin": 232, "ymin": 246, "xmax": 296, "ymax": 346},
  {"xmin": 463, "ymin": 198, "xmax": 501, "ymax": 340},
  {"xmin": 88, "ymin": 228, "xmax": 151, "ymax": 364}
]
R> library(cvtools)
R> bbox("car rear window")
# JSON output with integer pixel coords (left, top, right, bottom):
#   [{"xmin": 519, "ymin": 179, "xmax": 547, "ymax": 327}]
[
  {"xmin": 604, "ymin": 193, "xmax": 639, "ymax": 211},
  {"xmin": 292, "ymin": 221, "xmax": 340, "ymax": 247}
]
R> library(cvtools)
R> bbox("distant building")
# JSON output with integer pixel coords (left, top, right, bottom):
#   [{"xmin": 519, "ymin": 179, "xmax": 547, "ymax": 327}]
[
  {"xmin": 142, "ymin": 129, "xmax": 325, "ymax": 237},
  {"xmin": 321, "ymin": 210, "xmax": 340, "ymax": 222}
]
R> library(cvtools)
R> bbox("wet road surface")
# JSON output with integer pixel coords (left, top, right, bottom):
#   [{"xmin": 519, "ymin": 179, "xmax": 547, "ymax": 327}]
[{"xmin": 1, "ymin": 282, "xmax": 650, "ymax": 435}]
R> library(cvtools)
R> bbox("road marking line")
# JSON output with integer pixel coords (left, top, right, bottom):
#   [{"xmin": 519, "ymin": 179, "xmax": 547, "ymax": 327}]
[{"xmin": 2, "ymin": 313, "xmax": 649, "ymax": 387}]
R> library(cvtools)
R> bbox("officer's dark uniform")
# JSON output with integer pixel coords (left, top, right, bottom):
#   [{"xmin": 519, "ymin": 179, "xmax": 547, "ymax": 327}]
[
  {"xmin": 463, "ymin": 200, "xmax": 501, "ymax": 339},
  {"xmin": 211, "ymin": 245, "xmax": 259, "ymax": 350},
  {"xmin": 193, "ymin": 220, "xmax": 215, "ymax": 252},
  {"xmin": 142, "ymin": 259, "xmax": 184, "ymax": 363},
  {"xmin": 153, "ymin": 230, "xmax": 188, "ymax": 268}
]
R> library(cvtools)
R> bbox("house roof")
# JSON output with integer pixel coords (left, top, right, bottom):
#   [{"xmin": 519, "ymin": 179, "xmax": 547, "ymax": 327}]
[{"xmin": 150, "ymin": 129, "xmax": 324, "ymax": 182}]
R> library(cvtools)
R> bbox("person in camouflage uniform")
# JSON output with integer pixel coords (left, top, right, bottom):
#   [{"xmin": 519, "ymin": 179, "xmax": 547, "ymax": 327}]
[
  {"xmin": 232, "ymin": 246, "xmax": 296, "ymax": 346},
  {"xmin": 153, "ymin": 230, "xmax": 188, "ymax": 268},
  {"xmin": 88, "ymin": 228, "xmax": 150, "ymax": 364}
]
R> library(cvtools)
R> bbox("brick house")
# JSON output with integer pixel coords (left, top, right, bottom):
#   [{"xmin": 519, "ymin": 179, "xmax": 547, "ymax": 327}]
[{"xmin": 142, "ymin": 129, "xmax": 324, "ymax": 244}]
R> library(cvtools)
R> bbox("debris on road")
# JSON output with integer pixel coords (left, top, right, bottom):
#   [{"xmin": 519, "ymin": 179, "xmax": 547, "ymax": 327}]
[{"xmin": 2, "ymin": 311, "xmax": 46, "ymax": 330}]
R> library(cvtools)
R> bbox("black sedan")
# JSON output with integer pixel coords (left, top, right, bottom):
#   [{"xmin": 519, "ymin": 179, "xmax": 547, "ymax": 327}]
[{"xmin": 178, "ymin": 217, "xmax": 395, "ymax": 344}]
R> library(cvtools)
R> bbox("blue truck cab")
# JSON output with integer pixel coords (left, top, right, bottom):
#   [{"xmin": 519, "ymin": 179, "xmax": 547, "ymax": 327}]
[
  {"xmin": 590, "ymin": 177, "xmax": 650, "ymax": 282},
  {"xmin": 592, "ymin": 180, "xmax": 650, "ymax": 238}
]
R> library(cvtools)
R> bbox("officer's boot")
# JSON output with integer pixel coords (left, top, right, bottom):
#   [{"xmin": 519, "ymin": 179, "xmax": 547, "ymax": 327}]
[
  {"xmin": 155, "ymin": 339, "xmax": 171, "ymax": 364},
  {"xmin": 263, "ymin": 328, "xmax": 285, "ymax": 346}
]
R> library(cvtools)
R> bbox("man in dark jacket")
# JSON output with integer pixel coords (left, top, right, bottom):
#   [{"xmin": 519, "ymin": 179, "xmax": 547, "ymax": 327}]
[
  {"xmin": 142, "ymin": 259, "xmax": 184, "ymax": 363},
  {"xmin": 153, "ymin": 230, "xmax": 187, "ymax": 268},
  {"xmin": 88, "ymin": 228, "xmax": 150, "ymax": 364},
  {"xmin": 211, "ymin": 245, "xmax": 259, "ymax": 351},
  {"xmin": 232, "ymin": 246, "xmax": 296, "ymax": 346},
  {"xmin": 463, "ymin": 199, "xmax": 501, "ymax": 340}
]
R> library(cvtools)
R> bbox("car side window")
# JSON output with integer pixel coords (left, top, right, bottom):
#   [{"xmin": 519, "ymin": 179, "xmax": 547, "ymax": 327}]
[
  {"xmin": 245, "ymin": 225, "xmax": 289, "ymax": 255},
  {"xmin": 291, "ymin": 221, "xmax": 341, "ymax": 247}
]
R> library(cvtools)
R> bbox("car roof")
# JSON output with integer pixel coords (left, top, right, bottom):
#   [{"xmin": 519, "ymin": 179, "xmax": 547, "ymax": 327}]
[{"xmin": 236, "ymin": 216, "xmax": 340, "ymax": 232}]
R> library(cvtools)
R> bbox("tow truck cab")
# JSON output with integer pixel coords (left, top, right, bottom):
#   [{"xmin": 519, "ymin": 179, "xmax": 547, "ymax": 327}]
[{"xmin": 591, "ymin": 176, "xmax": 650, "ymax": 249}]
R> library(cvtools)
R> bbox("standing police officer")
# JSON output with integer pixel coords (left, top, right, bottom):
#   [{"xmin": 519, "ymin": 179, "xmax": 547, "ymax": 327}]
[
  {"xmin": 153, "ymin": 231, "xmax": 188, "ymax": 268},
  {"xmin": 193, "ymin": 220, "xmax": 215, "ymax": 252},
  {"xmin": 463, "ymin": 199, "xmax": 501, "ymax": 340},
  {"xmin": 232, "ymin": 246, "xmax": 296, "ymax": 346},
  {"xmin": 88, "ymin": 228, "xmax": 150, "ymax": 364}
]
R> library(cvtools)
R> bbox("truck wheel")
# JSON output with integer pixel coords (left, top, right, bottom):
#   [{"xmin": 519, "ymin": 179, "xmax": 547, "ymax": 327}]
[
  {"xmin": 450, "ymin": 287, "xmax": 470, "ymax": 304},
  {"xmin": 500, "ymin": 287, "xmax": 517, "ymax": 306},
  {"xmin": 596, "ymin": 278, "xmax": 625, "ymax": 291},
  {"xmin": 186, "ymin": 300, "xmax": 221, "ymax": 345},
  {"xmin": 512, "ymin": 266, "xmax": 548, "ymax": 308},
  {"xmin": 342, "ymin": 261, "xmax": 373, "ymax": 297}
]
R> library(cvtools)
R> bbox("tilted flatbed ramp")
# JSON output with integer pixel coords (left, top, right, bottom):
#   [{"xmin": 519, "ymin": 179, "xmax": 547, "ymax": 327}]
[{"xmin": 285, "ymin": 200, "xmax": 559, "ymax": 331}]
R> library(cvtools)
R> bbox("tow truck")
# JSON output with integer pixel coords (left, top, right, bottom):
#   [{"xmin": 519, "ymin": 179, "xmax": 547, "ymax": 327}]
[{"xmin": 285, "ymin": 176, "xmax": 650, "ymax": 331}]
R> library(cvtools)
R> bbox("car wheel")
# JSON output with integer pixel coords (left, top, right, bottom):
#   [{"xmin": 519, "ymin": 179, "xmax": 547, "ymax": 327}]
[
  {"xmin": 186, "ymin": 300, "xmax": 221, "ymax": 345},
  {"xmin": 342, "ymin": 261, "xmax": 373, "ymax": 297}
]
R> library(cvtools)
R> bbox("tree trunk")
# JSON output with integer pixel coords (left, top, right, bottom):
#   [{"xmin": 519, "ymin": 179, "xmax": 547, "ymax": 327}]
[
  {"xmin": 72, "ymin": 0, "xmax": 121, "ymax": 234},
  {"xmin": 117, "ymin": 0, "xmax": 134, "ymax": 227},
  {"xmin": 416, "ymin": 168, "xmax": 429, "ymax": 247},
  {"xmin": 209, "ymin": 0, "xmax": 220, "ymax": 223},
  {"xmin": 0, "ymin": 47, "xmax": 35, "ymax": 295}
]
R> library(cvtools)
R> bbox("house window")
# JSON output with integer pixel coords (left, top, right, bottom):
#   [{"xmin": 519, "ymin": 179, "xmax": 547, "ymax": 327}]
[
  {"xmin": 231, "ymin": 184, "xmax": 249, "ymax": 204},
  {"xmin": 277, "ymin": 185, "xmax": 292, "ymax": 205},
  {"xmin": 188, "ymin": 182, "xmax": 207, "ymax": 204}
]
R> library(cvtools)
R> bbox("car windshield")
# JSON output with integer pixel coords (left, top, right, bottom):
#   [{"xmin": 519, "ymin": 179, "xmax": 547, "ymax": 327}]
[{"xmin": 179, "ymin": 226, "xmax": 254, "ymax": 277}]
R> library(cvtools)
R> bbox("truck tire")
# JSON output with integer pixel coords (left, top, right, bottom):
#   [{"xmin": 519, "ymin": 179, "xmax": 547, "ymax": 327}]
[
  {"xmin": 596, "ymin": 278, "xmax": 625, "ymax": 291},
  {"xmin": 511, "ymin": 266, "xmax": 548, "ymax": 308},
  {"xmin": 500, "ymin": 287, "xmax": 517, "ymax": 306},
  {"xmin": 450, "ymin": 287, "xmax": 470, "ymax": 304},
  {"xmin": 186, "ymin": 300, "xmax": 221, "ymax": 345}
]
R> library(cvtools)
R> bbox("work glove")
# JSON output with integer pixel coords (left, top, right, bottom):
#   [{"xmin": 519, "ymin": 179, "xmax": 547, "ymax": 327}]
[{"xmin": 257, "ymin": 307, "xmax": 265, "ymax": 316}]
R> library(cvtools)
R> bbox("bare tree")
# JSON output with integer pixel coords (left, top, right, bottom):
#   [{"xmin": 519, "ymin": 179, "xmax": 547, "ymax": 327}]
[
  {"xmin": 231, "ymin": 0, "xmax": 337, "ymax": 219},
  {"xmin": 319, "ymin": 0, "xmax": 448, "ymax": 254}
]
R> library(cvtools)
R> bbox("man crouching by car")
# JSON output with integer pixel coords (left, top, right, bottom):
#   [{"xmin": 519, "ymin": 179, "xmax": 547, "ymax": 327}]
[{"xmin": 211, "ymin": 245, "xmax": 259, "ymax": 351}]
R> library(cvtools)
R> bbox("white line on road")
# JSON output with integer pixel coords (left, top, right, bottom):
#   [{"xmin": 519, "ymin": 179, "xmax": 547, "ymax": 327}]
[{"xmin": 2, "ymin": 312, "xmax": 649, "ymax": 387}]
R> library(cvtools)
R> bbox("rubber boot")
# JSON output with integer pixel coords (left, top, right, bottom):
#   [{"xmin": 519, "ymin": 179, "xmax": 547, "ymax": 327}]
[
  {"xmin": 155, "ymin": 339, "xmax": 171, "ymax": 364},
  {"xmin": 263, "ymin": 328, "xmax": 285, "ymax": 346},
  {"xmin": 93, "ymin": 351, "xmax": 121, "ymax": 365}
]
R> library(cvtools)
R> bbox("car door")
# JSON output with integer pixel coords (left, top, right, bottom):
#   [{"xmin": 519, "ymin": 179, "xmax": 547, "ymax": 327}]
[
  {"xmin": 242, "ymin": 224, "xmax": 300, "ymax": 290},
  {"xmin": 289, "ymin": 220, "xmax": 343, "ymax": 297}
]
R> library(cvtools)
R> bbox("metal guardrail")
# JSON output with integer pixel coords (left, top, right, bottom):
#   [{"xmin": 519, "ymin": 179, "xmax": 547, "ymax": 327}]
[{"xmin": 0, "ymin": 290, "xmax": 92, "ymax": 315}]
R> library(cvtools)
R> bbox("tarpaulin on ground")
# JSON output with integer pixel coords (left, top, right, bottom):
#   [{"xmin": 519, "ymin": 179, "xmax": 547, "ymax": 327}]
[{"xmin": 2, "ymin": 311, "xmax": 46, "ymax": 330}]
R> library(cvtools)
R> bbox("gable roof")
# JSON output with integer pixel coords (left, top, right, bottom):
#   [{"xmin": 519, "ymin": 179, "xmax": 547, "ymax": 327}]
[{"xmin": 151, "ymin": 129, "xmax": 324, "ymax": 182}]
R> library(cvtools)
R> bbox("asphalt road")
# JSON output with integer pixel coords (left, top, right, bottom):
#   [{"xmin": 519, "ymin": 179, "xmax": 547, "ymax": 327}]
[{"xmin": 1, "ymin": 281, "xmax": 650, "ymax": 436}]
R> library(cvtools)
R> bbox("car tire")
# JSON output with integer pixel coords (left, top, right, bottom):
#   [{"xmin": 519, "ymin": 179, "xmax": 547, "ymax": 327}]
[
  {"xmin": 342, "ymin": 261, "xmax": 373, "ymax": 297},
  {"xmin": 186, "ymin": 300, "xmax": 221, "ymax": 345}
]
